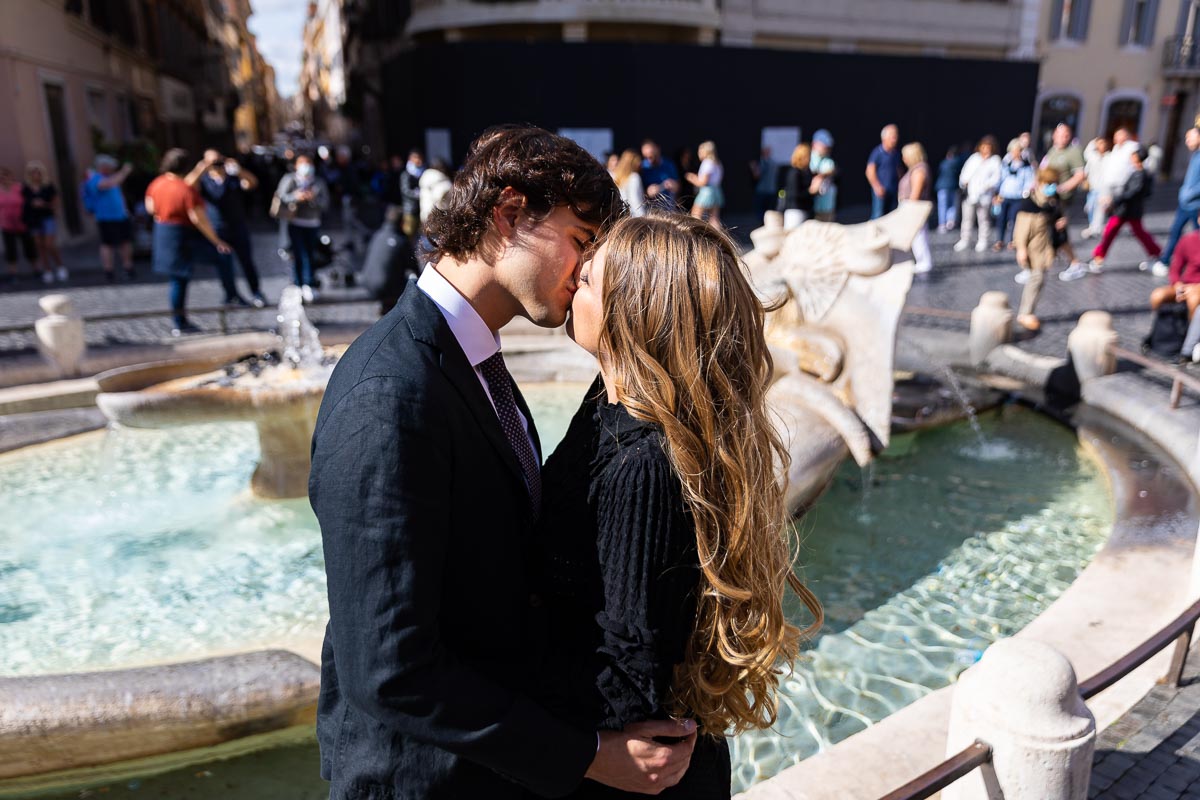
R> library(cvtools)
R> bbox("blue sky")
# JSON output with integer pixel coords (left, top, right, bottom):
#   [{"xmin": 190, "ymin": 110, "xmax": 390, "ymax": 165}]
[{"xmin": 247, "ymin": 0, "xmax": 309, "ymax": 98}]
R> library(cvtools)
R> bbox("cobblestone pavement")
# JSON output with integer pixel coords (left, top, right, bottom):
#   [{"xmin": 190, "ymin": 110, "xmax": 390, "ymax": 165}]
[
  {"xmin": 0, "ymin": 193, "xmax": 1189, "ymax": 361},
  {"xmin": 1090, "ymin": 643, "xmax": 1200, "ymax": 800}
]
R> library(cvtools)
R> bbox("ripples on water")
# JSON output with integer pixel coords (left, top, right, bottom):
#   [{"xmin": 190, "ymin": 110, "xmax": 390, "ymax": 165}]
[
  {"xmin": 730, "ymin": 405, "xmax": 1112, "ymax": 790},
  {"xmin": 0, "ymin": 393, "xmax": 1112, "ymax": 795}
]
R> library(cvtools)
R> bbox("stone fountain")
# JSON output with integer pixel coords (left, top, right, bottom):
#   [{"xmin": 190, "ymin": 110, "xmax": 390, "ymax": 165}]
[
  {"xmin": 747, "ymin": 205, "xmax": 931, "ymax": 512},
  {"xmin": 95, "ymin": 287, "xmax": 339, "ymax": 499}
]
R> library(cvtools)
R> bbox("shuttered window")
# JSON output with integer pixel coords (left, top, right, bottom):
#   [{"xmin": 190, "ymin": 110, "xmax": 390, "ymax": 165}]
[{"xmin": 1049, "ymin": 0, "xmax": 1093, "ymax": 42}]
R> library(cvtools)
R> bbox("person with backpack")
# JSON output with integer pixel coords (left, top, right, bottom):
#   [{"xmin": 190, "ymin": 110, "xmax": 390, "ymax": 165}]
[
  {"xmin": 83, "ymin": 154, "xmax": 136, "ymax": 282},
  {"xmin": 1090, "ymin": 145, "xmax": 1161, "ymax": 272}
]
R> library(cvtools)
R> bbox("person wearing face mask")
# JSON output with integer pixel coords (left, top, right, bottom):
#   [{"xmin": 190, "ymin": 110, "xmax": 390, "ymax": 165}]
[
  {"xmin": 1011, "ymin": 167, "xmax": 1067, "ymax": 332},
  {"xmin": 198, "ymin": 150, "xmax": 266, "ymax": 308},
  {"xmin": 274, "ymin": 154, "xmax": 329, "ymax": 300}
]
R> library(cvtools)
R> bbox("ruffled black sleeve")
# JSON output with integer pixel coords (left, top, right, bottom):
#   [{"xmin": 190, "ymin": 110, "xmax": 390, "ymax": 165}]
[{"xmin": 590, "ymin": 435, "xmax": 700, "ymax": 729}]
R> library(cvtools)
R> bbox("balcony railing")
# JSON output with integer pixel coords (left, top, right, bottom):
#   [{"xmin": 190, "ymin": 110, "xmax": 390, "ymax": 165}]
[{"xmin": 1163, "ymin": 36, "xmax": 1200, "ymax": 75}]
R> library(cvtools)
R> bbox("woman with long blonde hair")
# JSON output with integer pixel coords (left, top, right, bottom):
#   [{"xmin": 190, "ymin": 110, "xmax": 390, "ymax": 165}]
[
  {"xmin": 538, "ymin": 212, "xmax": 822, "ymax": 798},
  {"xmin": 686, "ymin": 140, "xmax": 725, "ymax": 228},
  {"xmin": 612, "ymin": 149, "xmax": 645, "ymax": 217}
]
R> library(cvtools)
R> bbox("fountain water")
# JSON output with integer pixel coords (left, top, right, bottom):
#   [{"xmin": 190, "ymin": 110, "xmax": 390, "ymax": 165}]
[{"xmin": 94, "ymin": 293, "xmax": 341, "ymax": 499}]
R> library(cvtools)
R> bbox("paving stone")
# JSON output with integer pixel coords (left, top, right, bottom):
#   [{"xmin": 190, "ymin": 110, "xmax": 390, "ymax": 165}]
[
  {"xmin": 1145, "ymin": 783, "xmax": 1185, "ymax": 800},
  {"xmin": 1098, "ymin": 756, "xmax": 1138, "ymax": 781}
]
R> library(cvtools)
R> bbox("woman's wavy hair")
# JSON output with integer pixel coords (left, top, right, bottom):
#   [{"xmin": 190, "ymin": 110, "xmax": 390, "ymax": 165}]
[
  {"xmin": 599, "ymin": 213, "xmax": 823, "ymax": 735},
  {"xmin": 425, "ymin": 125, "xmax": 621, "ymax": 262}
]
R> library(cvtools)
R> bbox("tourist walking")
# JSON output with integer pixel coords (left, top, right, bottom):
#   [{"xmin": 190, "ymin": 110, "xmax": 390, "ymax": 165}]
[
  {"xmin": 777, "ymin": 143, "xmax": 814, "ymax": 229},
  {"xmin": 22, "ymin": 161, "xmax": 65, "ymax": 283},
  {"xmin": 810, "ymin": 129, "xmax": 838, "ymax": 222},
  {"xmin": 198, "ymin": 150, "xmax": 265, "ymax": 308},
  {"xmin": 399, "ymin": 150, "xmax": 423, "ymax": 237},
  {"xmin": 1090, "ymin": 145, "xmax": 1161, "ymax": 272},
  {"xmin": 1150, "ymin": 127, "xmax": 1200, "ymax": 278},
  {"xmin": 0, "ymin": 167, "xmax": 37, "ymax": 284},
  {"xmin": 1040, "ymin": 123, "xmax": 1090, "ymax": 282},
  {"xmin": 418, "ymin": 159, "xmax": 453, "ymax": 225},
  {"xmin": 750, "ymin": 147, "xmax": 780, "ymax": 218},
  {"xmin": 935, "ymin": 147, "xmax": 962, "ymax": 232},
  {"xmin": 144, "ymin": 149, "xmax": 235, "ymax": 336},
  {"xmin": 866, "ymin": 124, "xmax": 902, "ymax": 219},
  {"xmin": 686, "ymin": 140, "xmax": 725, "ymax": 229},
  {"xmin": 995, "ymin": 141, "xmax": 1034, "ymax": 250},
  {"xmin": 1081, "ymin": 137, "xmax": 1111, "ymax": 239},
  {"xmin": 954, "ymin": 136, "xmax": 1002, "ymax": 253},
  {"xmin": 899, "ymin": 142, "xmax": 933, "ymax": 273},
  {"xmin": 273, "ymin": 154, "xmax": 329, "ymax": 301},
  {"xmin": 1012, "ymin": 167, "xmax": 1066, "ymax": 332},
  {"xmin": 613, "ymin": 150, "xmax": 646, "ymax": 217},
  {"xmin": 83, "ymin": 155, "xmax": 135, "ymax": 282},
  {"xmin": 641, "ymin": 139, "xmax": 681, "ymax": 211}
]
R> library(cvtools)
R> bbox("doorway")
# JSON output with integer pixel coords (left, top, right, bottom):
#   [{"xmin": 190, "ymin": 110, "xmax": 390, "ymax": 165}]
[{"xmin": 43, "ymin": 82, "xmax": 81, "ymax": 235}]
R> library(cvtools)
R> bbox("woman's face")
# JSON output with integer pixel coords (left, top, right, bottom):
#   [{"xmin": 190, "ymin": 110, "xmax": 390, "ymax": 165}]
[
  {"xmin": 566, "ymin": 241, "xmax": 607, "ymax": 357},
  {"xmin": 979, "ymin": 144, "xmax": 993, "ymax": 158}
]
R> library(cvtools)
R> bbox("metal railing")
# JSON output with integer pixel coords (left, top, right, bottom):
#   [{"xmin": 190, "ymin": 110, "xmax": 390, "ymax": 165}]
[
  {"xmin": 878, "ymin": 596, "xmax": 1200, "ymax": 799},
  {"xmin": 1163, "ymin": 36, "xmax": 1200, "ymax": 74},
  {"xmin": 1109, "ymin": 345, "xmax": 1200, "ymax": 409}
]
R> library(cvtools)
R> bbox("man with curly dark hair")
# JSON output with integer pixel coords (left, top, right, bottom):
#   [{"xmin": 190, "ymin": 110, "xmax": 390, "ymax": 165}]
[{"xmin": 311, "ymin": 126, "xmax": 696, "ymax": 800}]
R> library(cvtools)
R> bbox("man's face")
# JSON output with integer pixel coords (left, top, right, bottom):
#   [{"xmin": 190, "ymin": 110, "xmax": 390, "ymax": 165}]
[
  {"xmin": 641, "ymin": 143, "xmax": 658, "ymax": 163},
  {"xmin": 566, "ymin": 241, "xmax": 606, "ymax": 355},
  {"xmin": 1113, "ymin": 128, "xmax": 1129, "ymax": 147},
  {"xmin": 1053, "ymin": 125, "xmax": 1072, "ymax": 149},
  {"xmin": 1095, "ymin": 138, "xmax": 1109, "ymax": 154},
  {"xmin": 410, "ymin": 154, "xmax": 424, "ymax": 168},
  {"xmin": 498, "ymin": 205, "xmax": 596, "ymax": 328},
  {"xmin": 1187, "ymin": 129, "xmax": 1200, "ymax": 152},
  {"xmin": 882, "ymin": 127, "xmax": 898, "ymax": 150}
]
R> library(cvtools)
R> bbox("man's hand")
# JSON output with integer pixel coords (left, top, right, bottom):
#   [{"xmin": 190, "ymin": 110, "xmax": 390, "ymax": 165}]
[
  {"xmin": 872, "ymin": 184, "xmax": 885, "ymax": 198},
  {"xmin": 585, "ymin": 719, "xmax": 697, "ymax": 795}
]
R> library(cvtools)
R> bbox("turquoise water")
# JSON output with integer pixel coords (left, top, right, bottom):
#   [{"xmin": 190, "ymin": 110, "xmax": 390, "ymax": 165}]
[{"xmin": 3, "ymin": 395, "xmax": 1111, "ymax": 797}]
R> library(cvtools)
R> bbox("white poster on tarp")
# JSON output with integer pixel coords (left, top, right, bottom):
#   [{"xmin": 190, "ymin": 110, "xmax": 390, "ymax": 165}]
[
  {"xmin": 425, "ymin": 128, "xmax": 452, "ymax": 164},
  {"xmin": 761, "ymin": 127, "xmax": 801, "ymax": 161},
  {"xmin": 558, "ymin": 128, "xmax": 614, "ymax": 164}
]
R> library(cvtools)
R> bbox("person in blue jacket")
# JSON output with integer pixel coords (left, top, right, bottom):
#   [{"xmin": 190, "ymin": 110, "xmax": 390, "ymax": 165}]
[{"xmin": 1151, "ymin": 127, "xmax": 1200, "ymax": 278}]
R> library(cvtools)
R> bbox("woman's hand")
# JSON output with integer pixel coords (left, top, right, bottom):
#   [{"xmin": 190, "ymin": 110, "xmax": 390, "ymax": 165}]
[{"xmin": 215, "ymin": 239, "xmax": 232, "ymax": 255}]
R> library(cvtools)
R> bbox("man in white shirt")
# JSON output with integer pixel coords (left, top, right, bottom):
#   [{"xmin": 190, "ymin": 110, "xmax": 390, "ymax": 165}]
[{"xmin": 310, "ymin": 126, "xmax": 697, "ymax": 800}]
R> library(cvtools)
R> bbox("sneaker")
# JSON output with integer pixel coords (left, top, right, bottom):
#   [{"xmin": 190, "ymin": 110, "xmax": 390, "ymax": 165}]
[
  {"xmin": 170, "ymin": 320, "xmax": 202, "ymax": 337},
  {"xmin": 250, "ymin": 293, "xmax": 267, "ymax": 309},
  {"xmin": 937, "ymin": 225, "xmax": 947, "ymax": 234},
  {"xmin": 300, "ymin": 284, "xmax": 316, "ymax": 303},
  {"xmin": 953, "ymin": 240, "xmax": 969, "ymax": 252},
  {"xmin": 991, "ymin": 242, "xmax": 1004, "ymax": 252},
  {"xmin": 913, "ymin": 262, "xmax": 932, "ymax": 274},
  {"xmin": 974, "ymin": 240, "xmax": 988, "ymax": 253},
  {"xmin": 55, "ymin": 266, "xmax": 68, "ymax": 282},
  {"xmin": 1059, "ymin": 263, "xmax": 1090, "ymax": 282},
  {"xmin": 41, "ymin": 270, "xmax": 53, "ymax": 285},
  {"xmin": 1087, "ymin": 259, "xmax": 1104, "ymax": 274},
  {"xmin": 1151, "ymin": 261, "xmax": 1170, "ymax": 278},
  {"xmin": 223, "ymin": 295, "xmax": 252, "ymax": 308},
  {"xmin": 1014, "ymin": 271, "xmax": 1030, "ymax": 285}
]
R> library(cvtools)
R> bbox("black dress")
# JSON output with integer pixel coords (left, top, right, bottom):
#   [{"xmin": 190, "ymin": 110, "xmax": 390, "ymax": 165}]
[{"xmin": 533, "ymin": 380, "xmax": 732, "ymax": 799}]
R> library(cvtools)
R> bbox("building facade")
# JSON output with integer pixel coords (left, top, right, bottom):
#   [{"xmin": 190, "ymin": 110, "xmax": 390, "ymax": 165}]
[
  {"xmin": 299, "ymin": 0, "xmax": 351, "ymax": 142},
  {"xmin": 0, "ymin": 0, "xmax": 278, "ymax": 242},
  {"xmin": 1033, "ymin": 0, "xmax": 1200, "ymax": 179}
]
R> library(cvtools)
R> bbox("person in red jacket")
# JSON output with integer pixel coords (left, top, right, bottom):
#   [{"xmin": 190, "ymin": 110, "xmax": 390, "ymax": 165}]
[{"xmin": 1152, "ymin": 213, "xmax": 1200, "ymax": 320}]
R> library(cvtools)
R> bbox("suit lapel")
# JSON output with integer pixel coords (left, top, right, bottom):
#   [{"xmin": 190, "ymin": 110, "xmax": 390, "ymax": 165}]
[{"xmin": 402, "ymin": 287, "xmax": 529, "ymax": 493}]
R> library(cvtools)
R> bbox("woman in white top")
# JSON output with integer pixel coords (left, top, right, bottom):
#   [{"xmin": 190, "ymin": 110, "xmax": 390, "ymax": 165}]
[
  {"xmin": 687, "ymin": 140, "xmax": 725, "ymax": 229},
  {"xmin": 613, "ymin": 150, "xmax": 645, "ymax": 217},
  {"xmin": 955, "ymin": 135, "xmax": 1002, "ymax": 253}
]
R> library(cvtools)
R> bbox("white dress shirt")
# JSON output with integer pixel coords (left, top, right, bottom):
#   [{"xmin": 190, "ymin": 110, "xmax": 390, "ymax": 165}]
[{"xmin": 417, "ymin": 266, "xmax": 537, "ymax": 458}]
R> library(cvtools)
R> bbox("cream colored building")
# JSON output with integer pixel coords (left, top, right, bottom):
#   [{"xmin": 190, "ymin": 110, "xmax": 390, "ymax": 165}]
[
  {"xmin": 0, "ymin": 0, "xmax": 161, "ymax": 238},
  {"xmin": 405, "ymin": 0, "xmax": 1039, "ymax": 54},
  {"xmin": 1032, "ymin": 0, "xmax": 1200, "ymax": 177}
]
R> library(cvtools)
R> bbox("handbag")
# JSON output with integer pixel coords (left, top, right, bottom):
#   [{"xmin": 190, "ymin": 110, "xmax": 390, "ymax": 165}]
[{"xmin": 269, "ymin": 194, "xmax": 293, "ymax": 222}]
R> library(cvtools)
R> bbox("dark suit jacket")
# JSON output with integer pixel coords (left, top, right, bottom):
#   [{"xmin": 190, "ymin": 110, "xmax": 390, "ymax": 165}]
[{"xmin": 310, "ymin": 284, "xmax": 596, "ymax": 799}]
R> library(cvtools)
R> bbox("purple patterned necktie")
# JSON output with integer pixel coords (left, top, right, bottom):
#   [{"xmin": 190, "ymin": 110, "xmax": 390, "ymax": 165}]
[{"xmin": 479, "ymin": 351, "xmax": 542, "ymax": 515}]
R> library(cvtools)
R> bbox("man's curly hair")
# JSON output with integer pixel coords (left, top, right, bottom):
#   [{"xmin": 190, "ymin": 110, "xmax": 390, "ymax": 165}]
[{"xmin": 424, "ymin": 126, "xmax": 622, "ymax": 262}]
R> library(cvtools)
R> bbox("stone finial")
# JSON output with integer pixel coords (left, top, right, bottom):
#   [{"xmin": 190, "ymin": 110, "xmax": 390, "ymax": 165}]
[
  {"xmin": 750, "ymin": 211, "xmax": 787, "ymax": 260},
  {"xmin": 969, "ymin": 291, "xmax": 1013, "ymax": 366},
  {"xmin": 33, "ymin": 294, "xmax": 85, "ymax": 378},
  {"xmin": 1067, "ymin": 311, "xmax": 1118, "ymax": 384},
  {"xmin": 944, "ymin": 638, "xmax": 1095, "ymax": 800}
]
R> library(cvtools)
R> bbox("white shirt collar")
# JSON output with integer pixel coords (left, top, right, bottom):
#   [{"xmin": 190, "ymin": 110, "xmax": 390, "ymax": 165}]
[{"xmin": 417, "ymin": 266, "xmax": 500, "ymax": 367}]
